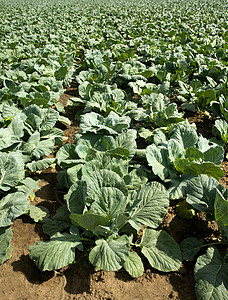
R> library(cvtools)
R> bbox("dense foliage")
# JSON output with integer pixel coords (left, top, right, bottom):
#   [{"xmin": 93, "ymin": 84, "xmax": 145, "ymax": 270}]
[{"xmin": 0, "ymin": 0, "xmax": 227, "ymax": 298}]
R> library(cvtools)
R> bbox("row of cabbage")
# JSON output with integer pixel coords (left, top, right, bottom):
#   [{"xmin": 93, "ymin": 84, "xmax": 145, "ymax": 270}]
[{"xmin": 0, "ymin": 0, "xmax": 228, "ymax": 299}]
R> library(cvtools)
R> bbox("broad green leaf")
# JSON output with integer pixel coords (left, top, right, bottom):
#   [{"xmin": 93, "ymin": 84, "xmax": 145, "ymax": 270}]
[
  {"xmin": 80, "ymin": 111, "xmax": 131, "ymax": 134},
  {"xmin": 146, "ymin": 144, "xmax": 169, "ymax": 180},
  {"xmin": 78, "ymin": 81, "xmax": 93, "ymax": 99},
  {"xmin": 108, "ymin": 147, "xmax": 130, "ymax": 159},
  {"xmin": 171, "ymin": 123, "xmax": 198, "ymax": 149},
  {"xmin": 180, "ymin": 237, "xmax": 204, "ymax": 261},
  {"xmin": 214, "ymin": 119, "xmax": 228, "ymax": 143},
  {"xmin": 169, "ymin": 174, "xmax": 194, "ymax": 200},
  {"xmin": 168, "ymin": 139, "xmax": 184, "ymax": 162},
  {"xmin": 81, "ymin": 160, "xmax": 103, "ymax": 177},
  {"xmin": 40, "ymin": 108, "xmax": 59, "ymax": 131},
  {"xmin": 186, "ymin": 175, "xmax": 226, "ymax": 215},
  {"xmin": 106, "ymin": 158, "xmax": 129, "ymax": 178},
  {"xmin": 27, "ymin": 158, "xmax": 56, "ymax": 172},
  {"xmin": 0, "ymin": 152, "xmax": 24, "ymax": 191},
  {"xmin": 32, "ymin": 138, "xmax": 55, "ymax": 159},
  {"xmin": 55, "ymin": 66, "xmax": 68, "ymax": 81},
  {"xmin": 152, "ymin": 129, "xmax": 168, "ymax": 146},
  {"xmin": 138, "ymin": 127, "xmax": 154, "ymax": 141},
  {"xmin": 203, "ymin": 146, "xmax": 224, "ymax": 166},
  {"xmin": 82, "ymin": 169, "xmax": 128, "ymax": 203},
  {"xmin": 185, "ymin": 147, "xmax": 203, "ymax": 160},
  {"xmin": 114, "ymin": 129, "xmax": 137, "ymax": 159},
  {"xmin": 42, "ymin": 205, "xmax": 71, "ymax": 236},
  {"xmin": 17, "ymin": 177, "xmax": 40, "ymax": 195},
  {"xmin": 75, "ymin": 144, "xmax": 89, "ymax": 159},
  {"xmin": 66, "ymin": 164, "xmax": 84, "ymax": 187},
  {"xmin": 29, "ymin": 233, "xmax": 82, "ymax": 271},
  {"xmin": 56, "ymin": 144, "xmax": 79, "ymax": 166},
  {"xmin": 41, "ymin": 128, "xmax": 64, "ymax": 143},
  {"xmin": 65, "ymin": 181, "xmax": 86, "ymax": 214},
  {"xmin": 27, "ymin": 205, "xmax": 49, "ymax": 222},
  {"xmin": 94, "ymin": 136, "xmax": 116, "ymax": 152},
  {"xmin": 183, "ymin": 162, "xmax": 224, "ymax": 180},
  {"xmin": 214, "ymin": 189, "xmax": 228, "ymax": 239},
  {"xmin": 195, "ymin": 247, "xmax": 228, "ymax": 300},
  {"xmin": 123, "ymin": 251, "xmax": 144, "ymax": 278},
  {"xmin": 89, "ymin": 187, "xmax": 126, "ymax": 218},
  {"xmin": 0, "ymin": 192, "xmax": 29, "ymax": 227},
  {"xmin": 0, "ymin": 128, "xmax": 15, "ymax": 150},
  {"xmin": 141, "ymin": 229, "xmax": 182, "ymax": 272},
  {"xmin": 89, "ymin": 235, "xmax": 130, "ymax": 271},
  {"xmin": 129, "ymin": 182, "xmax": 169, "ymax": 228},
  {"xmin": 70, "ymin": 213, "xmax": 110, "ymax": 232},
  {"xmin": 8, "ymin": 114, "xmax": 24, "ymax": 139},
  {"xmin": 21, "ymin": 131, "xmax": 40, "ymax": 154},
  {"xmin": 0, "ymin": 226, "xmax": 13, "ymax": 264},
  {"xmin": 127, "ymin": 166, "xmax": 148, "ymax": 190}
]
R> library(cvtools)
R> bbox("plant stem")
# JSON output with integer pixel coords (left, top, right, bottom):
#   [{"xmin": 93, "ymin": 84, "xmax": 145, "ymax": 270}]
[
  {"xmin": 79, "ymin": 237, "xmax": 94, "ymax": 243},
  {"xmin": 201, "ymin": 241, "xmax": 226, "ymax": 248}
]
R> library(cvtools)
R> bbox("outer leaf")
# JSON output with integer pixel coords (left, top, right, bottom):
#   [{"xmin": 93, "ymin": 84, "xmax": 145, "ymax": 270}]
[
  {"xmin": 127, "ymin": 166, "xmax": 148, "ymax": 190},
  {"xmin": 171, "ymin": 123, "xmax": 198, "ymax": 149},
  {"xmin": 0, "ymin": 152, "xmax": 24, "ymax": 191},
  {"xmin": 141, "ymin": 229, "xmax": 182, "ymax": 272},
  {"xmin": 22, "ymin": 131, "xmax": 40, "ymax": 154},
  {"xmin": 29, "ymin": 233, "xmax": 82, "ymax": 271},
  {"xmin": 32, "ymin": 138, "xmax": 55, "ymax": 159},
  {"xmin": 186, "ymin": 175, "xmax": 226, "ymax": 215},
  {"xmin": 129, "ymin": 182, "xmax": 169, "ymax": 228},
  {"xmin": 0, "ymin": 192, "xmax": 29, "ymax": 227},
  {"xmin": 27, "ymin": 205, "xmax": 49, "ymax": 222},
  {"xmin": 40, "ymin": 108, "xmax": 59, "ymax": 131},
  {"xmin": 214, "ymin": 119, "xmax": 228, "ymax": 143},
  {"xmin": 17, "ymin": 177, "xmax": 40, "ymax": 194},
  {"xmin": 81, "ymin": 160, "xmax": 103, "ymax": 177},
  {"xmin": 65, "ymin": 181, "xmax": 86, "ymax": 214},
  {"xmin": 0, "ymin": 226, "xmax": 13, "ymax": 264},
  {"xmin": 203, "ymin": 146, "xmax": 224, "ymax": 166},
  {"xmin": 214, "ymin": 189, "xmax": 228, "ymax": 239},
  {"xmin": 183, "ymin": 162, "xmax": 223, "ymax": 180},
  {"xmin": 80, "ymin": 111, "xmax": 131, "ymax": 134},
  {"xmin": 146, "ymin": 144, "xmax": 169, "ymax": 180},
  {"xmin": 0, "ymin": 128, "xmax": 15, "ymax": 150},
  {"xmin": 27, "ymin": 158, "xmax": 56, "ymax": 172},
  {"xmin": 113, "ymin": 129, "xmax": 137, "ymax": 159},
  {"xmin": 67, "ymin": 164, "xmax": 84, "ymax": 187},
  {"xmin": 180, "ymin": 237, "xmax": 204, "ymax": 261},
  {"xmin": 123, "ymin": 251, "xmax": 144, "ymax": 278},
  {"xmin": 169, "ymin": 174, "xmax": 194, "ymax": 200},
  {"xmin": 42, "ymin": 205, "xmax": 71, "ymax": 236},
  {"xmin": 195, "ymin": 247, "xmax": 228, "ymax": 300},
  {"xmin": 89, "ymin": 235, "xmax": 130, "ymax": 271},
  {"xmin": 168, "ymin": 139, "xmax": 184, "ymax": 162},
  {"xmin": 56, "ymin": 144, "xmax": 79, "ymax": 166}
]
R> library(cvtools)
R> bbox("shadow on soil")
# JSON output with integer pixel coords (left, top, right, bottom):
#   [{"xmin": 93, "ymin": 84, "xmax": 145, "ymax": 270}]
[
  {"xmin": 169, "ymin": 265, "xmax": 197, "ymax": 300},
  {"xmin": 63, "ymin": 264, "xmax": 91, "ymax": 294},
  {"xmin": 11, "ymin": 255, "xmax": 92, "ymax": 295},
  {"xmin": 11, "ymin": 255, "xmax": 54, "ymax": 284}
]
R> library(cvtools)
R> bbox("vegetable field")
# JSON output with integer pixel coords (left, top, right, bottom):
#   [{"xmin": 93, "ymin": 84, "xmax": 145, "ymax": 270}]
[{"xmin": 0, "ymin": 0, "xmax": 228, "ymax": 298}]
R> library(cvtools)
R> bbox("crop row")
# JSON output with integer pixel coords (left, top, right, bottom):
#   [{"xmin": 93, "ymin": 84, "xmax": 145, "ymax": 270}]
[{"xmin": 0, "ymin": 0, "xmax": 227, "ymax": 299}]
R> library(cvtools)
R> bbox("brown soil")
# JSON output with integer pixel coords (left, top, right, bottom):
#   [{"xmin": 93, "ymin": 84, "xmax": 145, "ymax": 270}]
[
  {"xmin": 185, "ymin": 110, "xmax": 215, "ymax": 139},
  {"xmin": 59, "ymin": 89, "xmax": 80, "ymax": 144}
]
